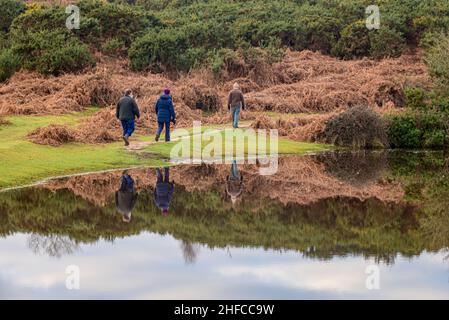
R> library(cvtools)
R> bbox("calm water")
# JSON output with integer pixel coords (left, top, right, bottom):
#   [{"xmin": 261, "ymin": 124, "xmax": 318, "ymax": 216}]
[{"xmin": 0, "ymin": 151, "xmax": 448, "ymax": 299}]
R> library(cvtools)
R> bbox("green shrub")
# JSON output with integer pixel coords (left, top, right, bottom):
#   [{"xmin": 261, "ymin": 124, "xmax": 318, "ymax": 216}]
[
  {"xmin": 103, "ymin": 38, "xmax": 125, "ymax": 56},
  {"xmin": 432, "ymin": 97, "xmax": 449, "ymax": 114},
  {"xmin": 369, "ymin": 27, "xmax": 406, "ymax": 59},
  {"xmin": 0, "ymin": 49, "xmax": 21, "ymax": 82},
  {"xmin": 332, "ymin": 21, "xmax": 370, "ymax": 59},
  {"xmin": 425, "ymin": 33, "xmax": 449, "ymax": 95},
  {"xmin": 77, "ymin": 0, "xmax": 160, "ymax": 47},
  {"xmin": 405, "ymin": 87, "xmax": 427, "ymax": 110},
  {"xmin": 0, "ymin": 32, "xmax": 10, "ymax": 50},
  {"xmin": 129, "ymin": 28, "xmax": 190, "ymax": 71},
  {"xmin": 388, "ymin": 114, "xmax": 422, "ymax": 148},
  {"xmin": 388, "ymin": 110, "xmax": 448, "ymax": 149},
  {"xmin": 35, "ymin": 42, "xmax": 95, "ymax": 76},
  {"xmin": 321, "ymin": 106, "xmax": 389, "ymax": 149},
  {"xmin": 423, "ymin": 130, "xmax": 447, "ymax": 149},
  {"xmin": 0, "ymin": 0, "xmax": 25, "ymax": 32},
  {"xmin": 11, "ymin": 29, "xmax": 95, "ymax": 75},
  {"xmin": 10, "ymin": 5, "xmax": 66, "ymax": 34}
]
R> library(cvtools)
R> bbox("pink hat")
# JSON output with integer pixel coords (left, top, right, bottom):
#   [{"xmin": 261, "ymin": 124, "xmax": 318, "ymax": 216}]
[{"xmin": 164, "ymin": 88, "xmax": 170, "ymax": 95}]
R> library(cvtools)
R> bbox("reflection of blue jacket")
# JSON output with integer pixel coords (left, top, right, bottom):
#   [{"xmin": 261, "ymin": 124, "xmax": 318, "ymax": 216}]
[
  {"xmin": 155, "ymin": 95, "xmax": 176, "ymax": 123},
  {"xmin": 154, "ymin": 182, "xmax": 174, "ymax": 210}
]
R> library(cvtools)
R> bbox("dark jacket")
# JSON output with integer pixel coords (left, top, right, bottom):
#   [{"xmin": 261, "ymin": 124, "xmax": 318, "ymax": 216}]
[
  {"xmin": 154, "ymin": 182, "xmax": 174, "ymax": 210},
  {"xmin": 155, "ymin": 94, "xmax": 176, "ymax": 123},
  {"xmin": 116, "ymin": 96, "xmax": 140, "ymax": 121},
  {"xmin": 115, "ymin": 175, "xmax": 138, "ymax": 215},
  {"xmin": 228, "ymin": 89, "xmax": 245, "ymax": 110}
]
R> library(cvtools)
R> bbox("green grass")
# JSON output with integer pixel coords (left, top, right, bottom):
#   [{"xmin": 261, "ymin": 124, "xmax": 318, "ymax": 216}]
[
  {"xmin": 0, "ymin": 112, "xmax": 331, "ymax": 189},
  {"xmin": 145, "ymin": 127, "xmax": 330, "ymax": 159}
]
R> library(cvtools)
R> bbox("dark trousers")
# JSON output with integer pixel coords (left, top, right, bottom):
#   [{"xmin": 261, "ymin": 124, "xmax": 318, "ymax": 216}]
[
  {"xmin": 156, "ymin": 121, "xmax": 171, "ymax": 141},
  {"xmin": 156, "ymin": 167, "xmax": 170, "ymax": 183},
  {"xmin": 121, "ymin": 120, "xmax": 135, "ymax": 138}
]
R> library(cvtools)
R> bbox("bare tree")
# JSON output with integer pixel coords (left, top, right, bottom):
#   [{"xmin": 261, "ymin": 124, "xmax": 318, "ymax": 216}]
[
  {"xmin": 27, "ymin": 234, "xmax": 80, "ymax": 258},
  {"xmin": 180, "ymin": 240, "xmax": 200, "ymax": 265}
]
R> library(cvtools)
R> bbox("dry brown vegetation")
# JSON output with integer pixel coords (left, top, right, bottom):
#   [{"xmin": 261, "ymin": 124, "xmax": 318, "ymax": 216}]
[
  {"xmin": 244, "ymin": 50, "xmax": 429, "ymax": 113},
  {"xmin": 0, "ymin": 50, "xmax": 430, "ymax": 146},
  {"xmin": 42, "ymin": 155, "xmax": 404, "ymax": 207},
  {"xmin": 27, "ymin": 123, "xmax": 117, "ymax": 146}
]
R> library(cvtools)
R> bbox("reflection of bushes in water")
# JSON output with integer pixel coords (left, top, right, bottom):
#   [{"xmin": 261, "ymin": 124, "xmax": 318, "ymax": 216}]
[
  {"xmin": 388, "ymin": 151, "xmax": 449, "ymax": 250},
  {"xmin": 314, "ymin": 151, "xmax": 388, "ymax": 187},
  {"xmin": 0, "ymin": 185, "xmax": 432, "ymax": 264}
]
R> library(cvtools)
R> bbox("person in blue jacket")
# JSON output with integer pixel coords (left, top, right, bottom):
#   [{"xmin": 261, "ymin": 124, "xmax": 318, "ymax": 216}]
[
  {"xmin": 154, "ymin": 167, "xmax": 174, "ymax": 216},
  {"xmin": 155, "ymin": 88, "xmax": 176, "ymax": 142}
]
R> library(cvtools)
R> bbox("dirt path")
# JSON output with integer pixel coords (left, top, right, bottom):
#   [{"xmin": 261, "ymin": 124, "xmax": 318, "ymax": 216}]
[{"xmin": 126, "ymin": 125, "xmax": 251, "ymax": 151}]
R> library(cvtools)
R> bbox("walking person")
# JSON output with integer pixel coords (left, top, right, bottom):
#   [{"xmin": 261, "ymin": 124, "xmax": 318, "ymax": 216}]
[
  {"xmin": 226, "ymin": 160, "xmax": 244, "ymax": 205},
  {"xmin": 115, "ymin": 171, "xmax": 138, "ymax": 223},
  {"xmin": 154, "ymin": 167, "xmax": 174, "ymax": 216},
  {"xmin": 155, "ymin": 88, "xmax": 176, "ymax": 142},
  {"xmin": 116, "ymin": 89, "xmax": 140, "ymax": 146},
  {"xmin": 228, "ymin": 83, "xmax": 245, "ymax": 129}
]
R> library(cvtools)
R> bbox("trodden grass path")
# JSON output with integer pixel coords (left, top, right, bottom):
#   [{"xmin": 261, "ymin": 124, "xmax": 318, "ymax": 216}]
[{"xmin": 0, "ymin": 111, "xmax": 332, "ymax": 189}]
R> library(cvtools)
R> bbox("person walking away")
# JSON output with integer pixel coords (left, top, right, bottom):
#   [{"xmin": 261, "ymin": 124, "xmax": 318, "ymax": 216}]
[
  {"xmin": 155, "ymin": 88, "xmax": 176, "ymax": 142},
  {"xmin": 115, "ymin": 171, "xmax": 138, "ymax": 223},
  {"xmin": 154, "ymin": 167, "xmax": 174, "ymax": 216},
  {"xmin": 116, "ymin": 89, "xmax": 140, "ymax": 146},
  {"xmin": 226, "ymin": 160, "xmax": 243, "ymax": 205},
  {"xmin": 228, "ymin": 83, "xmax": 245, "ymax": 129}
]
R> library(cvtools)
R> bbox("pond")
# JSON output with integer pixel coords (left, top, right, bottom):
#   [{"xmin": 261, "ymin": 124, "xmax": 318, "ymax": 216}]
[{"xmin": 0, "ymin": 151, "xmax": 448, "ymax": 299}]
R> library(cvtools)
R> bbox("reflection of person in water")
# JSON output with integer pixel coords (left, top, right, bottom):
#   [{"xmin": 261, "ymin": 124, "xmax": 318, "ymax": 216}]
[
  {"xmin": 226, "ymin": 160, "xmax": 243, "ymax": 205},
  {"xmin": 115, "ymin": 171, "xmax": 138, "ymax": 223},
  {"xmin": 154, "ymin": 167, "xmax": 174, "ymax": 216}
]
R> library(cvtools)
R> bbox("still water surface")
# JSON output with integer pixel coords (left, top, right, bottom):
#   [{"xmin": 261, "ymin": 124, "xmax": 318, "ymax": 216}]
[{"xmin": 0, "ymin": 151, "xmax": 448, "ymax": 299}]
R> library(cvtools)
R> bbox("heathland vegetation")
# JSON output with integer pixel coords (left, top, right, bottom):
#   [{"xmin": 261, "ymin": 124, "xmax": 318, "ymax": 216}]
[
  {"xmin": 1, "ymin": 0, "xmax": 449, "ymax": 77},
  {"xmin": 0, "ymin": 0, "xmax": 448, "ymax": 187}
]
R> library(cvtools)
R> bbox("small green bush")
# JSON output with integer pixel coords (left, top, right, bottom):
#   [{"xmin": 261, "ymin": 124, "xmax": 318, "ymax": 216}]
[
  {"xmin": 369, "ymin": 27, "xmax": 406, "ymax": 59},
  {"xmin": 388, "ymin": 110, "xmax": 449, "ymax": 149},
  {"xmin": 103, "ymin": 38, "xmax": 125, "ymax": 56},
  {"xmin": 0, "ymin": 0, "xmax": 25, "ymax": 33},
  {"xmin": 0, "ymin": 49, "xmax": 21, "ymax": 82},
  {"xmin": 388, "ymin": 113, "xmax": 423, "ymax": 148},
  {"xmin": 425, "ymin": 33, "xmax": 449, "ymax": 95},
  {"xmin": 405, "ymin": 87, "xmax": 427, "ymax": 110},
  {"xmin": 321, "ymin": 106, "xmax": 389, "ymax": 149},
  {"xmin": 35, "ymin": 42, "xmax": 95, "ymax": 76},
  {"xmin": 332, "ymin": 21, "xmax": 370, "ymax": 59},
  {"xmin": 11, "ymin": 29, "xmax": 95, "ymax": 75}
]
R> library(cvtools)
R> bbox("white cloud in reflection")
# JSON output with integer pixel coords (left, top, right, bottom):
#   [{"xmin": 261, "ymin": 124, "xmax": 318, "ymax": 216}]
[{"xmin": 0, "ymin": 233, "xmax": 448, "ymax": 299}]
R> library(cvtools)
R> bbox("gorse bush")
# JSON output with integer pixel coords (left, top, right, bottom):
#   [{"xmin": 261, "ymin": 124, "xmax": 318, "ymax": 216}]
[
  {"xmin": 0, "ymin": 49, "xmax": 21, "ymax": 82},
  {"xmin": 11, "ymin": 29, "xmax": 94, "ymax": 76},
  {"xmin": 388, "ymin": 110, "xmax": 449, "ymax": 149},
  {"xmin": 387, "ymin": 85, "xmax": 449, "ymax": 150},
  {"xmin": 405, "ymin": 87, "xmax": 427, "ymax": 110},
  {"xmin": 320, "ymin": 106, "xmax": 389, "ymax": 149},
  {"xmin": 0, "ymin": 0, "xmax": 25, "ymax": 33},
  {"xmin": 1, "ymin": 0, "xmax": 449, "ymax": 79},
  {"xmin": 425, "ymin": 33, "xmax": 449, "ymax": 95}
]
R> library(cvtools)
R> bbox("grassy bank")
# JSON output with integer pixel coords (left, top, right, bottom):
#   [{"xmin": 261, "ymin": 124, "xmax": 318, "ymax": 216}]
[{"xmin": 0, "ymin": 112, "xmax": 331, "ymax": 189}]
